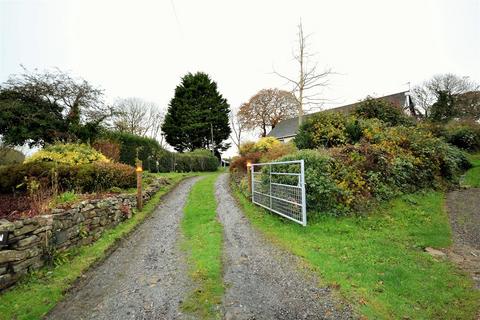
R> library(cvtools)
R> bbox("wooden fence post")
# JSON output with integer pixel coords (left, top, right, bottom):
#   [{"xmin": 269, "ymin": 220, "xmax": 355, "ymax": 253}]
[
  {"xmin": 246, "ymin": 160, "xmax": 252, "ymax": 195},
  {"xmin": 136, "ymin": 160, "xmax": 143, "ymax": 211}
]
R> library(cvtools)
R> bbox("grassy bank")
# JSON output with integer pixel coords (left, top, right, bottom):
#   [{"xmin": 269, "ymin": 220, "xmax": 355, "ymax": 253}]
[
  {"xmin": 463, "ymin": 153, "xmax": 480, "ymax": 187},
  {"xmin": 0, "ymin": 172, "xmax": 197, "ymax": 320},
  {"xmin": 181, "ymin": 173, "xmax": 223, "ymax": 319},
  {"xmin": 232, "ymin": 183, "xmax": 480, "ymax": 319}
]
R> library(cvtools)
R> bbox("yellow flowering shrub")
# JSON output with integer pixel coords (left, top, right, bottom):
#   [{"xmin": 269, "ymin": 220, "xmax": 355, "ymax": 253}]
[
  {"xmin": 253, "ymin": 137, "xmax": 281, "ymax": 152},
  {"xmin": 25, "ymin": 143, "xmax": 109, "ymax": 165}
]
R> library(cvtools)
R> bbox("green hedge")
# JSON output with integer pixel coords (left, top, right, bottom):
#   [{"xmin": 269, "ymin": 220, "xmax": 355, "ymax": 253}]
[
  {"xmin": 276, "ymin": 128, "xmax": 470, "ymax": 217},
  {"xmin": 100, "ymin": 131, "xmax": 163, "ymax": 171},
  {"xmin": 0, "ymin": 161, "xmax": 136, "ymax": 194},
  {"xmin": 98, "ymin": 131, "xmax": 218, "ymax": 173},
  {"xmin": 247, "ymin": 111, "xmax": 471, "ymax": 218}
]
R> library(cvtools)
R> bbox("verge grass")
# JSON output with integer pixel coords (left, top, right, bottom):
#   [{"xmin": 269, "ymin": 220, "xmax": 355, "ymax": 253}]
[
  {"xmin": 463, "ymin": 152, "xmax": 480, "ymax": 187},
  {"xmin": 232, "ymin": 183, "xmax": 480, "ymax": 319},
  {"xmin": 0, "ymin": 172, "xmax": 198, "ymax": 320},
  {"xmin": 181, "ymin": 173, "xmax": 223, "ymax": 319}
]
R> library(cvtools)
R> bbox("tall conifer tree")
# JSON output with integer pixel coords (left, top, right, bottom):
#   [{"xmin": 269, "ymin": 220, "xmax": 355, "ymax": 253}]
[{"xmin": 162, "ymin": 72, "xmax": 231, "ymax": 153}]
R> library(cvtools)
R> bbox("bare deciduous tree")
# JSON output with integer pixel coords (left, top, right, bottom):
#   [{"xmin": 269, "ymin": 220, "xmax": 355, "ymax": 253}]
[
  {"xmin": 113, "ymin": 97, "xmax": 165, "ymax": 139},
  {"xmin": 274, "ymin": 21, "xmax": 332, "ymax": 125},
  {"xmin": 237, "ymin": 88, "xmax": 297, "ymax": 137},
  {"xmin": 229, "ymin": 108, "xmax": 244, "ymax": 151}
]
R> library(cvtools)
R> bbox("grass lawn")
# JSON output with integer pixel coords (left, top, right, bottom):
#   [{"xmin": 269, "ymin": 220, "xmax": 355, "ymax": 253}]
[
  {"xmin": 463, "ymin": 153, "xmax": 480, "ymax": 187},
  {"xmin": 181, "ymin": 172, "xmax": 224, "ymax": 319},
  {"xmin": 232, "ymin": 184, "xmax": 480, "ymax": 319},
  {"xmin": 0, "ymin": 172, "xmax": 198, "ymax": 320}
]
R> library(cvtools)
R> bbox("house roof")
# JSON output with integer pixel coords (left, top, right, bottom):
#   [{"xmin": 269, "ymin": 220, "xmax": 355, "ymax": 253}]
[{"xmin": 267, "ymin": 91, "xmax": 412, "ymax": 139}]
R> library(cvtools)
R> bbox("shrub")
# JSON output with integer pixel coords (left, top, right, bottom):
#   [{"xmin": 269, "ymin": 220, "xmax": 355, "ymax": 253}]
[
  {"xmin": 0, "ymin": 161, "xmax": 136, "ymax": 194},
  {"xmin": 419, "ymin": 120, "xmax": 480, "ymax": 152},
  {"xmin": 239, "ymin": 141, "xmax": 256, "ymax": 156},
  {"xmin": 99, "ymin": 131, "xmax": 164, "ymax": 172},
  {"xmin": 231, "ymin": 138, "xmax": 286, "ymax": 173},
  {"xmin": 172, "ymin": 149, "xmax": 218, "ymax": 172},
  {"xmin": 98, "ymin": 132, "xmax": 218, "ymax": 173},
  {"xmin": 273, "ymin": 127, "xmax": 470, "ymax": 217},
  {"xmin": 229, "ymin": 152, "xmax": 262, "ymax": 173},
  {"xmin": 275, "ymin": 150, "xmax": 341, "ymax": 216},
  {"xmin": 295, "ymin": 112, "xmax": 368, "ymax": 149},
  {"xmin": 295, "ymin": 113, "xmax": 349, "ymax": 149},
  {"xmin": 92, "ymin": 139, "xmax": 121, "ymax": 161},
  {"xmin": 253, "ymin": 137, "xmax": 281, "ymax": 152},
  {"xmin": 25, "ymin": 143, "xmax": 109, "ymax": 165},
  {"xmin": 0, "ymin": 148, "xmax": 25, "ymax": 165},
  {"xmin": 72, "ymin": 162, "xmax": 136, "ymax": 192},
  {"xmin": 260, "ymin": 142, "xmax": 297, "ymax": 162},
  {"xmin": 354, "ymin": 96, "xmax": 414, "ymax": 126},
  {"xmin": 443, "ymin": 121, "xmax": 480, "ymax": 151}
]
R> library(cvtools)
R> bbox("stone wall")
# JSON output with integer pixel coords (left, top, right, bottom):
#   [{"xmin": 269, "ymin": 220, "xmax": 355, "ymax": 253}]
[{"xmin": 0, "ymin": 178, "xmax": 168, "ymax": 291}]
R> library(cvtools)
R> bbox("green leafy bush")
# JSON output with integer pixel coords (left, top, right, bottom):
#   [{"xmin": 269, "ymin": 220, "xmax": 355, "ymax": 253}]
[
  {"xmin": 294, "ymin": 112, "xmax": 364, "ymax": 149},
  {"xmin": 173, "ymin": 149, "xmax": 218, "ymax": 172},
  {"xmin": 0, "ymin": 148, "xmax": 25, "ymax": 165},
  {"xmin": 231, "ymin": 138, "xmax": 286, "ymax": 173},
  {"xmin": 98, "ymin": 132, "xmax": 218, "ymax": 173},
  {"xmin": 443, "ymin": 121, "xmax": 480, "ymax": 151},
  {"xmin": 354, "ymin": 96, "xmax": 414, "ymax": 126},
  {"xmin": 0, "ymin": 161, "xmax": 136, "ymax": 193},
  {"xmin": 100, "ymin": 131, "xmax": 163, "ymax": 172},
  {"xmin": 273, "ymin": 150, "xmax": 341, "ymax": 215},
  {"xmin": 25, "ymin": 143, "xmax": 108, "ymax": 165},
  {"xmin": 239, "ymin": 141, "xmax": 256, "ymax": 156},
  {"xmin": 274, "ymin": 127, "xmax": 470, "ymax": 217},
  {"xmin": 252, "ymin": 137, "xmax": 281, "ymax": 152},
  {"xmin": 260, "ymin": 142, "xmax": 297, "ymax": 162}
]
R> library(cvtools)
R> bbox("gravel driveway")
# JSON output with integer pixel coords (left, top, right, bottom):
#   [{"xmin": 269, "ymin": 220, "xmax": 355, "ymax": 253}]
[
  {"xmin": 445, "ymin": 188, "xmax": 480, "ymax": 289},
  {"xmin": 216, "ymin": 174, "xmax": 354, "ymax": 320},
  {"xmin": 46, "ymin": 177, "xmax": 202, "ymax": 320}
]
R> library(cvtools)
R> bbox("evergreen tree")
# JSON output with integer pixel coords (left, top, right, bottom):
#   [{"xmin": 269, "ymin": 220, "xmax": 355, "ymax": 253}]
[
  {"xmin": 429, "ymin": 90, "xmax": 457, "ymax": 122},
  {"xmin": 162, "ymin": 72, "xmax": 231, "ymax": 153}
]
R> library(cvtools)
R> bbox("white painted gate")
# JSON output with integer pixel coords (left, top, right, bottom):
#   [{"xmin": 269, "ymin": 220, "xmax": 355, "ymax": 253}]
[{"xmin": 251, "ymin": 160, "xmax": 307, "ymax": 226}]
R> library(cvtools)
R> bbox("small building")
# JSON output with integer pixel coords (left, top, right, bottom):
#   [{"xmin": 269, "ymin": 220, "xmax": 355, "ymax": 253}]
[{"xmin": 267, "ymin": 91, "xmax": 415, "ymax": 142}]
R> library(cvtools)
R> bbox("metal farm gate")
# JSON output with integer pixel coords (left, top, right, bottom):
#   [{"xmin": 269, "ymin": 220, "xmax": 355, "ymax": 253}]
[{"xmin": 251, "ymin": 160, "xmax": 307, "ymax": 226}]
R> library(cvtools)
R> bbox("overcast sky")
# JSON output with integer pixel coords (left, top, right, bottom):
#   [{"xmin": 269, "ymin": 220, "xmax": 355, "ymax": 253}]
[{"xmin": 1, "ymin": 0, "xmax": 479, "ymax": 156}]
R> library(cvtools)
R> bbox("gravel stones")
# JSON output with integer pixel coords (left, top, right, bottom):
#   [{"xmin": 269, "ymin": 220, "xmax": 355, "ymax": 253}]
[
  {"xmin": 215, "ymin": 174, "xmax": 354, "ymax": 320},
  {"xmin": 445, "ymin": 188, "xmax": 480, "ymax": 289},
  {"xmin": 46, "ymin": 177, "xmax": 201, "ymax": 320}
]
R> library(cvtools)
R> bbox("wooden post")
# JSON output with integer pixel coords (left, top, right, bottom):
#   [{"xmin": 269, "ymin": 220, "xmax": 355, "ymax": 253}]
[
  {"xmin": 246, "ymin": 160, "xmax": 252, "ymax": 195},
  {"xmin": 136, "ymin": 160, "xmax": 143, "ymax": 211}
]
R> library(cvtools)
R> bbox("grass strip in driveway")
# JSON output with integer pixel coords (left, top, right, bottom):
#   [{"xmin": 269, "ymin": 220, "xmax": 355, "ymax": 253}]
[
  {"xmin": 0, "ymin": 172, "xmax": 197, "ymax": 320},
  {"xmin": 231, "ymin": 183, "xmax": 480, "ymax": 319},
  {"xmin": 181, "ymin": 172, "xmax": 223, "ymax": 319}
]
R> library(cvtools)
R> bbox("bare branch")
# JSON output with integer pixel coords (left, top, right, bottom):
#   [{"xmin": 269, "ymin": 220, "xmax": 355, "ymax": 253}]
[{"xmin": 273, "ymin": 20, "xmax": 333, "ymax": 125}]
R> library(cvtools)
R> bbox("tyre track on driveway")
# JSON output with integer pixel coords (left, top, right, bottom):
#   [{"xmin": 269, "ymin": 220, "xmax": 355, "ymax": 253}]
[
  {"xmin": 216, "ymin": 173, "xmax": 354, "ymax": 320},
  {"xmin": 47, "ymin": 177, "xmax": 202, "ymax": 320}
]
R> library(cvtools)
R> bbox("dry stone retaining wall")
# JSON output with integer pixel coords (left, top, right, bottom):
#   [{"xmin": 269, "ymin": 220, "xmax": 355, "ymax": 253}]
[{"xmin": 0, "ymin": 178, "xmax": 168, "ymax": 291}]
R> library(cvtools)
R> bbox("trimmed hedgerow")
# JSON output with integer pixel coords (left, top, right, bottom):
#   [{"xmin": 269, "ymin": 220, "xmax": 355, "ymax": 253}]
[
  {"xmin": 98, "ymin": 131, "xmax": 218, "ymax": 173},
  {"xmin": 99, "ymin": 131, "xmax": 164, "ymax": 172},
  {"xmin": 0, "ymin": 161, "xmax": 136, "ymax": 194}
]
